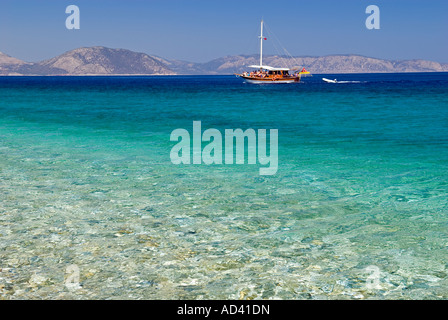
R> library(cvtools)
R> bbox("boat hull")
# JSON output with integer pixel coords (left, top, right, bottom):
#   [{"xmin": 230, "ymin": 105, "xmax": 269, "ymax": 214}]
[{"xmin": 238, "ymin": 75, "xmax": 300, "ymax": 84}]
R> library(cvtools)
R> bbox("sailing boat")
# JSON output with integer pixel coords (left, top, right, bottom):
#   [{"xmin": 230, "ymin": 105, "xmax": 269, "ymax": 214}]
[{"xmin": 235, "ymin": 20, "xmax": 310, "ymax": 83}]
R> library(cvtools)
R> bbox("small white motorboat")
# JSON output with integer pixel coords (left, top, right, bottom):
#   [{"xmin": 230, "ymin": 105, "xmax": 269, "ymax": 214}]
[{"xmin": 322, "ymin": 78, "xmax": 338, "ymax": 83}]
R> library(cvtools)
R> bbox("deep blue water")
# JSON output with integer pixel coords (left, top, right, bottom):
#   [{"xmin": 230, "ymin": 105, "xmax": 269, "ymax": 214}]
[{"xmin": 0, "ymin": 73, "xmax": 448, "ymax": 299}]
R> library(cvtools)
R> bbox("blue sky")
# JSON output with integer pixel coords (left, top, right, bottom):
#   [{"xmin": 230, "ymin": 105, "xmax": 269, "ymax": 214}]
[{"xmin": 0, "ymin": 0, "xmax": 447, "ymax": 63}]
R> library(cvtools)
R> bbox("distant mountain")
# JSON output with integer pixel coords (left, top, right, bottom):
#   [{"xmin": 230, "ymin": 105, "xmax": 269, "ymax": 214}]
[
  {"xmin": 0, "ymin": 47, "xmax": 447, "ymax": 75},
  {"xmin": 38, "ymin": 47, "xmax": 175, "ymax": 75},
  {"xmin": 170, "ymin": 54, "xmax": 448, "ymax": 74},
  {"xmin": 0, "ymin": 52, "xmax": 31, "ymax": 75},
  {"xmin": 0, "ymin": 47, "xmax": 175, "ymax": 75}
]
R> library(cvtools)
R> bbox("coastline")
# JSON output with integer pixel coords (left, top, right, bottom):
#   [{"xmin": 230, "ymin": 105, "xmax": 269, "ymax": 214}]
[
  {"xmin": 2, "ymin": 48, "xmax": 447, "ymax": 76},
  {"xmin": 2, "ymin": 71, "xmax": 448, "ymax": 77}
]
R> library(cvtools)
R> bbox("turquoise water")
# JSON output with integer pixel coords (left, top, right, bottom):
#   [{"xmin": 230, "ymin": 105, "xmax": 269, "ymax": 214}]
[{"xmin": 1, "ymin": 74, "xmax": 448, "ymax": 299}]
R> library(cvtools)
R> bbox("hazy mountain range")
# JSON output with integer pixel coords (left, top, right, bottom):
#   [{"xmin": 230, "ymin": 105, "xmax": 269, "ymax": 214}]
[{"xmin": 1, "ymin": 46, "xmax": 447, "ymax": 76}]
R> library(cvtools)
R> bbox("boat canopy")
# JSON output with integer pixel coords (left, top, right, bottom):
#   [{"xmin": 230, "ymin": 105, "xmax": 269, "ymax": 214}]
[{"xmin": 248, "ymin": 65, "xmax": 290, "ymax": 71}]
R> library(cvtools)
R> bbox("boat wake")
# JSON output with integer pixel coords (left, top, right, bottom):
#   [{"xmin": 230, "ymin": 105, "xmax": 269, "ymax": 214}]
[{"xmin": 322, "ymin": 78, "xmax": 364, "ymax": 84}]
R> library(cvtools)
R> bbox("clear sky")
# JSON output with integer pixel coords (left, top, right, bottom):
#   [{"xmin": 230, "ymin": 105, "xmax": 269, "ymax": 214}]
[{"xmin": 0, "ymin": 0, "xmax": 447, "ymax": 63}]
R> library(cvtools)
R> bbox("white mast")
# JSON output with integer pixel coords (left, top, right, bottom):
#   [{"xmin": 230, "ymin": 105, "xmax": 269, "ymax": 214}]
[{"xmin": 259, "ymin": 20, "xmax": 264, "ymax": 68}]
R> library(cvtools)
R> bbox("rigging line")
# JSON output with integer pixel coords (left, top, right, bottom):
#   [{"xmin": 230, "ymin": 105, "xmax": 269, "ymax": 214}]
[
  {"xmin": 263, "ymin": 22, "xmax": 296, "ymax": 69},
  {"xmin": 266, "ymin": 32, "xmax": 288, "ymax": 68},
  {"xmin": 281, "ymin": 43, "xmax": 311, "ymax": 72},
  {"xmin": 264, "ymin": 22, "xmax": 306, "ymax": 71}
]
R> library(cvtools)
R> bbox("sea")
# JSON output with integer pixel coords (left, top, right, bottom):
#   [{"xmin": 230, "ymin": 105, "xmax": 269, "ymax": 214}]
[{"xmin": 0, "ymin": 73, "xmax": 448, "ymax": 299}]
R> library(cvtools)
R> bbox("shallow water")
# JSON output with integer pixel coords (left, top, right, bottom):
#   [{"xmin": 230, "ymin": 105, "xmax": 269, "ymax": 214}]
[{"xmin": 1, "ymin": 74, "xmax": 448, "ymax": 299}]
